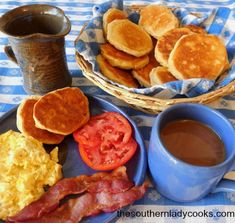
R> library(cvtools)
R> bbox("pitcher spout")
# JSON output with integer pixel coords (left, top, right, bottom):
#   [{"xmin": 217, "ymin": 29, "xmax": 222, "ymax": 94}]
[
  {"xmin": 0, "ymin": 4, "xmax": 72, "ymax": 95},
  {"xmin": 0, "ymin": 4, "xmax": 71, "ymax": 39}
]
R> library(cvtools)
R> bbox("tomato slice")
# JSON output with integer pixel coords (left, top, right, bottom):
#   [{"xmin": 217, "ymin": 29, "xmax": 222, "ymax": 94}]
[
  {"xmin": 73, "ymin": 112, "xmax": 132, "ymax": 146},
  {"xmin": 73, "ymin": 119, "xmax": 101, "ymax": 147},
  {"xmin": 79, "ymin": 138, "xmax": 137, "ymax": 171},
  {"xmin": 73, "ymin": 112, "xmax": 137, "ymax": 171}
]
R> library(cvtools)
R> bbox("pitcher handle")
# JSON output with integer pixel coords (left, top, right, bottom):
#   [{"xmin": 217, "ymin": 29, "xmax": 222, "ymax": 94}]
[
  {"xmin": 4, "ymin": 45, "xmax": 18, "ymax": 64},
  {"xmin": 211, "ymin": 161, "xmax": 235, "ymax": 194}
]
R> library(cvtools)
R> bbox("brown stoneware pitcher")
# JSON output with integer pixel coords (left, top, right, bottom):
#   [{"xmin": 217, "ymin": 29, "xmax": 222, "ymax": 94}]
[{"xmin": 0, "ymin": 4, "xmax": 72, "ymax": 95}]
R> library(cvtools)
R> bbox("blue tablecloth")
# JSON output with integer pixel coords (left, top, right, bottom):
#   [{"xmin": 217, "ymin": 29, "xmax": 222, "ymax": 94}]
[{"xmin": 0, "ymin": 0, "xmax": 235, "ymax": 222}]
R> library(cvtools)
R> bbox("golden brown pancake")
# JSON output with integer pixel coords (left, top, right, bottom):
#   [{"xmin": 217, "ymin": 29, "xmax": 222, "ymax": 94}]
[
  {"xmin": 184, "ymin": 24, "xmax": 206, "ymax": 34},
  {"xmin": 97, "ymin": 54, "xmax": 139, "ymax": 88},
  {"xmin": 168, "ymin": 34, "xmax": 229, "ymax": 80},
  {"xmin": 155, "ymin": 27, "xmax": 192, "ymax": 67},
  {"xmin": 107, "ymin": 19, "xmax": 153, "ymax": 57},
  {"xmin": 103, "ymin": 8, "xmax": 127, "ymax": 36},
  {"xmin": 132, "ymin": 50, "xmax": 160, "ymax": 87},
  {"xmin": 139, "ymin": 5, "xmax": 179, "ymax": 39},
  {"xmin": 150, "ymin": 67, "xmax": 177, "ymax": 85},
  {"xmin": 100, "ymin": 43, "xmax": 149, "ymax": 69},
  {"xmin": 33, "ymin": 87, "xmax": 90, "ymax": 135},
  {"xmin": 17, "ymin": 96, "xmax": 64, "ymax": 144}
]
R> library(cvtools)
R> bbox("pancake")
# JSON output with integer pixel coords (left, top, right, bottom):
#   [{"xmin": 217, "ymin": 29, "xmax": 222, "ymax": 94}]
[
  {"xmin": 107, "ymin": 19, "xmax": 153, "ymax": 57},
  {"xmin": 168, "ymin": 34, "xmax": 229, "ymax": 80},
  {"xmin": 184, "ymin": 24, "xmax": 206, "ymax": 34},
  {"xmin": 33, "ymin": 87, "xmax": 90, "ymax": 135},
  {"xmin": 100, "ymin": 43, "xmax": 149, "ymax": 69},
  {"xmin": 97, "ymin": 54, "xmax": 139, "ymax": 88},
  {"xmin": 17, "ymin": 96, "xmax": 64, "ymax": 144},
  {"xmin": 132, "ymin": 50, "xmax": 160, "ymax": 87},
  {"xmin": 155, "ymin": 27, "xmax": 192, "ymax": 67},
  {"xmin": 103, "ymin": 8, "xmax": 127, "ymax": 36},
  {"xmin": 139, "ymin": 5, "xmax": 179, "ymax": 39},
  {"xmin": 150, "ymin": 67, "xmax": 177, "ymax": 85}
]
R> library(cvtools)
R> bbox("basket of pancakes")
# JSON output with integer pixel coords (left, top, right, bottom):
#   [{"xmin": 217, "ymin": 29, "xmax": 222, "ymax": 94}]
[{"xmin": 75, "ymin": 2, "xmax": 235, "ymax": 114}]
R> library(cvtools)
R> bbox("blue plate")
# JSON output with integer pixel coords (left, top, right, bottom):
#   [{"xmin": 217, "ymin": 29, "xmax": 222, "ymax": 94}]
[{"xmin": 0, "ymin": 95, "xmax": 147, "ymax": 223}]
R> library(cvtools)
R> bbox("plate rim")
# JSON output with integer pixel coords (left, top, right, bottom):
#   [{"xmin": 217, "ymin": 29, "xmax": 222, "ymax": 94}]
[{"xmin": 0, "ymin": 94, "xmax": 147, "ymax": 223}]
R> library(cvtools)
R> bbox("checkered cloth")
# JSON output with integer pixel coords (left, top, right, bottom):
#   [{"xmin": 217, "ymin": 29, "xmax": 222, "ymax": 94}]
[{"xmin": 1, "ymin": 1, "xmax": 235, "ymax": 223}]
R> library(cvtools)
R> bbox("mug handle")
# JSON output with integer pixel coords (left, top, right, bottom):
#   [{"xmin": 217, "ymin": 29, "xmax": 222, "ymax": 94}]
[
  {"xmin": 4, "ymin": 45, "xmax": 18, "ymax": 64},
  {"xmin": 212, "ymin": 179, "xmax": 235, "ymax": 193},
  {"xmin": 212, "ymin": 162, "xmax": 235, "ymax": 193}
]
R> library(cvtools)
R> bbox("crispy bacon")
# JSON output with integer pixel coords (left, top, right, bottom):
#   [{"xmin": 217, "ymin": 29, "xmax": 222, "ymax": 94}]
[
  {"xmin": 7, "ymin": 167, "xmax": 133, "ymax": 222},
  {"xmin": 18, "ymin": 183, "xmax": 147, "ymax": 223}
]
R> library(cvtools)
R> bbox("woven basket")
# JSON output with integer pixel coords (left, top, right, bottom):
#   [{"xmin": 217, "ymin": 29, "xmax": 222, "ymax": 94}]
[{"xmin": 75, "ymin": 6, "xmax": 235, "ymax": 114}]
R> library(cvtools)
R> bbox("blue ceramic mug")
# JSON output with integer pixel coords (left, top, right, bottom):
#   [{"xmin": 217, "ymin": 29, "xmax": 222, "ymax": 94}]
[{"xmin": 148, "ymin": 103, "xmax": 235, "ymax": 202}]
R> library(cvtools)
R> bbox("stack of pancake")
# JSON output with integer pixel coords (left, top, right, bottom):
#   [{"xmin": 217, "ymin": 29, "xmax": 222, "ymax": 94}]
[
  {"xmin": 97, "ymin": 5, "xmax": 229, "ymax": 88},
  {"xmin": 17, "ymin": 87, "xmax": 90, "ymax": 144}
]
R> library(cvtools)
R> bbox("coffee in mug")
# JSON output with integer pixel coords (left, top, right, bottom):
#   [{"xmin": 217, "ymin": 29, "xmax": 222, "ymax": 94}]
[
  {"xmin": 148, "ymin": 103, "xmax": 235, "ymax": 202},
  {"xmin": 160, "ymin": 119, "xmax": 225, "ymax": 166}
]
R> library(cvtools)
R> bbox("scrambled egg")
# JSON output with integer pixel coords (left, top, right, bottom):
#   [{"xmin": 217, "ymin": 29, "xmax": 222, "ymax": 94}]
[{"xmin": 0, "ymin": 130, "xmax": 62, "ymax": 220}]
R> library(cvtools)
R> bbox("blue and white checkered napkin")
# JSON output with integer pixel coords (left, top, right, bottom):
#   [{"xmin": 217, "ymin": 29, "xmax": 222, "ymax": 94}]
[{"xmin": 75, "ymin": 0, "xmax": 235, "ymax": 99}]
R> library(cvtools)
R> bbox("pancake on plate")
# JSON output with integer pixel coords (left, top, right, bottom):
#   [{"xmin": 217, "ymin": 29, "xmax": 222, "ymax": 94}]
[
  {"xmin": 155, "ymin": 27, "xmax": 192, "ymax": 67},
  {"xmin": 17, "ymin": 96, "xmax": 64, "ymax": 144},
  {"xmin": 97, "ymin": 54, "xmax": 139, "ymax": 88},
  {"xmin": 107, "ymin": 19, "xmax": 153, "ymax": 57},
  {"xmin": 150, "ymin": 67, "xmax": 177, "ymax": 85},
  {"xmin": 184, "ymin": 24, "xmax": 207, "ymax": 34},
  {"xmin": 103, "ymin": 8, "xmax": 127, "ymax": 36},
  {"xmin": 139, "ymin": 5, "xmax": 179, "ymax": 39},
  {"xmin": 168, "ymin": 34, "xmax": 229, "ymax": 80},
  {"xmin": 100, "ymin": 43, "xmax": 149, "ymax": 69},
  {"xmin": 33, "ymin": 87, "xmax": 90, "ymax": 135},
  {"xmin": 132, "ymin": 50, "xmax": 160, "ymax": 87}
]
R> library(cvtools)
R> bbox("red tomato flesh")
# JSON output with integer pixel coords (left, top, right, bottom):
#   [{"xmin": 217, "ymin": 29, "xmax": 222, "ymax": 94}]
[
  {"xmin": 73, "ymin": 112, "xmax": 132, "ymax": 146},
  {"xmin": 73, "ymin": 112, "xmax": 137, "ymax": 170}
]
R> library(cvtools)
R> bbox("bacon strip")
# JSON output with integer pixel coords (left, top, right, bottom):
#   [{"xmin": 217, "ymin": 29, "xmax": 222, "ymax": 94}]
[
  {"xmin": 8, "ymin": 167, "xmax": 133, "ymax": 222},
  {"xmin": 18, "ymin": 183, "xmax": 147, "ymax": 223}
]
